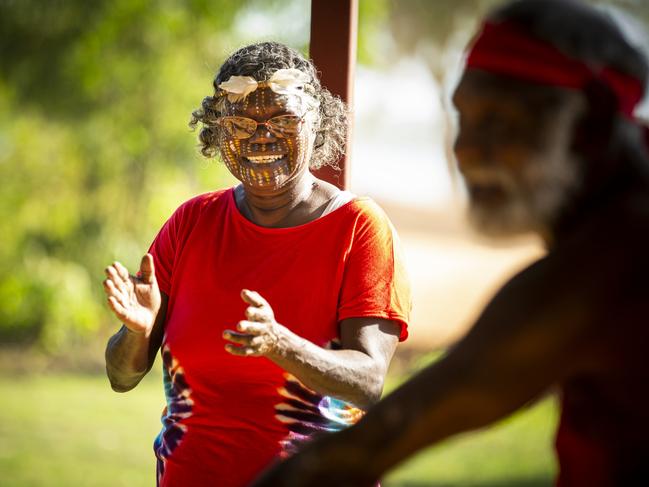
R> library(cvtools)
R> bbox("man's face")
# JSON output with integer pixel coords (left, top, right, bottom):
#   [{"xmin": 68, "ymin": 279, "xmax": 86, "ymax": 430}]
[
  {"xmin": 452, "ymin": 70, "xmax": 586, "ymax": 237},
  {"xmin": 218, "ymin": 87, "xmax": 316, "ymax": 191}
]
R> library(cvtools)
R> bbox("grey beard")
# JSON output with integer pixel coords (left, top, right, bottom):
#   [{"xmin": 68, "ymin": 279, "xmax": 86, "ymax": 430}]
[
  {"xmin": 468, "ymin": 152, "xmax": 581, "ymax": 239},
  {"xmin": 468, "ymin": 105, "xmax": 583, "ymax": 239},
  {"xmin": 468, "ymin": 188, "xmax": 535, "ymax": 237}
]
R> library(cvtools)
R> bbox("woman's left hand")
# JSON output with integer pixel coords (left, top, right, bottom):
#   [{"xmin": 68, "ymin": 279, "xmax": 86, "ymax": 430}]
[{"xmin": 223, "ymin": 289, "xmax": 286, "ymax": 357}]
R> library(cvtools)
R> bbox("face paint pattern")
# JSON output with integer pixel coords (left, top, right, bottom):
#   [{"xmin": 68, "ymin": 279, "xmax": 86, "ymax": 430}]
[{"xmin": 218, "ymin": 88, "xmax": 315, "ymax": 189}]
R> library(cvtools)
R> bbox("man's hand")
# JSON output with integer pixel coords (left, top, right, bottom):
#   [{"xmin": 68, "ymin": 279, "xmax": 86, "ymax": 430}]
[
  {"xmin": 103, "ymin": 253, "xmax": 161, "ymax": 337},
  {"xmin": 223, "ymin": 289, "xmax": 286, "ymax": 357}
]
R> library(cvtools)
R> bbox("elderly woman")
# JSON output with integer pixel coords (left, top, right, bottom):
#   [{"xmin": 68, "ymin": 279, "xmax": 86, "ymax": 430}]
[{"xmin": 103, "ymin": 42, "xmax": 410, "ymax": 487}]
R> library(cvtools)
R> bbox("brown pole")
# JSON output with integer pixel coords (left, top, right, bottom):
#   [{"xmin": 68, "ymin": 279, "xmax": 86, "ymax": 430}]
[{"xmin": 309, "ymin": 0, "xmax": 358, "ymax": 190}]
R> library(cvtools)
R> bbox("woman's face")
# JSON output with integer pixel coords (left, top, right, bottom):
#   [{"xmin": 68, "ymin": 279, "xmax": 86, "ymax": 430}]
[{"xmin": 218, "ymin": 87, "xmax": 317, "ymax": 191}]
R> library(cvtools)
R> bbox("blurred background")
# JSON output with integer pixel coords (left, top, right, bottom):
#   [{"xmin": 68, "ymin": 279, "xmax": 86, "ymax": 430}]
[{"xmin": 1, "ymin": 0, "xmax": 647, "ymax": 485}]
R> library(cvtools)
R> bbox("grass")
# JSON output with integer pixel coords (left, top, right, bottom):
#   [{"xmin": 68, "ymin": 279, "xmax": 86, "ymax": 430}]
[
  {"xmin": 0, "ymin": 372, "xmax": 164, "ymax": 487},
  {"xmin": 0, "ymin": 366, "xmax": 557, "ymax": 487},
  {"xmin": 381, "ymin": 353, "xmax": 557, "ymax": 486},
  {"xmin": 383, "ymin": 398, "xmax": 557, "ymax": 487}
]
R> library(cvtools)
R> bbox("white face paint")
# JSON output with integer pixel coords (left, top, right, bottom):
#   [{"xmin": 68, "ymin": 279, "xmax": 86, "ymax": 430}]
[{"xmin": 218, "ymin": 88, "xmax": 317, "ymax": 190}]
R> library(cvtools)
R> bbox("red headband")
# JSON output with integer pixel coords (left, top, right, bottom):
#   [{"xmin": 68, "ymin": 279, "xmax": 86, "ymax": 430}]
[{"xmin": 466, "ymin": 21, "xmax": 645, "ymax": 118}]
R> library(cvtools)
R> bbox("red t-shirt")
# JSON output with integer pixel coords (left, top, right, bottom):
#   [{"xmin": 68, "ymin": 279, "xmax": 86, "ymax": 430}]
[{"xmin": 149, "ymin": 188, "xmax": 410, "ymax": 487}]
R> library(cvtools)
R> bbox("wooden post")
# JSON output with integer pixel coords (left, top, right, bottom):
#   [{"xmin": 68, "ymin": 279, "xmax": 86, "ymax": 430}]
[{"xmin": 309, "ymin": 0, "xmax": 358, "ymax": 190}]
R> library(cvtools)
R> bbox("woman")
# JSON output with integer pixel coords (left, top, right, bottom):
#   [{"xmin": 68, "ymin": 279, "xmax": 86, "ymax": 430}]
[{"xmin": 103, "ymin": 41, "xmax": 410, "ymax": 487}]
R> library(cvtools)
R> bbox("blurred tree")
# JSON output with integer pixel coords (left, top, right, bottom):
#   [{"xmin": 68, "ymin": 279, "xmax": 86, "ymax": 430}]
[
  {"xmin": 8, "ymin": 0, "xmax": 638, "ymax": 356},
  {"xmin": 0, "ymin": 0, "xmax": 255, "ymax": 350},
  {"xmin": 388, "ymin": 0, "xmax": 648, "ymax": 80},
  {"xmin": 0, "ymin": 0, "xmax": 391, "ymax": 355}
]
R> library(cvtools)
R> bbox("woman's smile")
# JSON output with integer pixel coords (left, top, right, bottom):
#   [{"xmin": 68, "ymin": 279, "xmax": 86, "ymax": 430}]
[{"xmin": 244, "ymin": 154, "xmax": 285, "ymax": 164}]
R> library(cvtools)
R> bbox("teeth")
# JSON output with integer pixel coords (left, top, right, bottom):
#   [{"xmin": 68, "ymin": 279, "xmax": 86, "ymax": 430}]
[{"xmin": 246, "ymin": 155, "xmax": 283, "ymax": 164}]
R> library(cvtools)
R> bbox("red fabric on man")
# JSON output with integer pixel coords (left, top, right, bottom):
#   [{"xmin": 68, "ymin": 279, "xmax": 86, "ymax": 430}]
[{"xmin": 466, "ymin": 21, "xmax": 645, "ymax": 118}]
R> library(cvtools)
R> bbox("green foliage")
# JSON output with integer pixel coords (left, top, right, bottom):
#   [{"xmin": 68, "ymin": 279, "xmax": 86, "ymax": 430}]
[
  {"xmin": 357, "ymin": 0, "xmax": 392, "ymax": 66},
  {"xmin": 0, "ymin": 0, "xmax": 296, "ymax": 350},
  {"xmin": 15, "ymin": 0, "xmax": 643, "ymax": 354},
  {"xmin": 387, "ymin": 0, "xmax": 649, "ymax": 81},
  {"xmin": 387, "ymin": 0, "xmax": 649, "ymax": 51}
]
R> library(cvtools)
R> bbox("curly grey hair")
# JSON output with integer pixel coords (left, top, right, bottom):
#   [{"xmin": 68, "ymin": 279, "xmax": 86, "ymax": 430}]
[{"xmin": 190, "ymin": 41, "xmax": 348, "ymax": 170}]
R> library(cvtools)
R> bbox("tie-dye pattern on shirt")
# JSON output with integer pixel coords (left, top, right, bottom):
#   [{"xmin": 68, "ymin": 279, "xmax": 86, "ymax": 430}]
[
  {"xmin": 274, "ymin": 340, "xmax": 364, "ymax": 457},
  {"xmin": 154, "ymin": 345, "xmax": 194, "ymax": 484}
]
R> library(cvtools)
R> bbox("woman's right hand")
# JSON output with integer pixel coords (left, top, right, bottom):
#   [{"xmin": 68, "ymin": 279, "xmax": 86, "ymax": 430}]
[{"xmin": 103, "ymin": 253, "xmax": 161, "ymax": 336}]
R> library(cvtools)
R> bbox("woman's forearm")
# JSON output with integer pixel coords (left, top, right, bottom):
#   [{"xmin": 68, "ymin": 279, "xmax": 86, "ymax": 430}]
[
  {"xmin": 225, "ymin": 291, "xmax": 399, "ymax": 409},
  {"xmin": 267, "ymin": 326, "xmax": 386, "ymax": 409},
  {"xmin": 104, "ymin": 291, "xmax": 167, "ymax": 392},
  {"xmin": 105, "ymin": 326, "xmax": 153, "ymax": 392},
  {"xmin": 103, "ymin": 258, "xmax": 166, "ymax": 392}
]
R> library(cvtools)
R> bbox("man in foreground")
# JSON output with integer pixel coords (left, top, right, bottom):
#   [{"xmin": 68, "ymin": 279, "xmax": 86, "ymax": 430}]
[{"xmin": 250, "ymin": 0, "xmax": 649, "ymax": 485}]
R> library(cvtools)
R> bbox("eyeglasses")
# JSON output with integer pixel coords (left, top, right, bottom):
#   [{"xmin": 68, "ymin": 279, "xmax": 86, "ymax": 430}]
[{"xmin": 215, "ymin": 115, "xmax": 307, "ymax": 140}]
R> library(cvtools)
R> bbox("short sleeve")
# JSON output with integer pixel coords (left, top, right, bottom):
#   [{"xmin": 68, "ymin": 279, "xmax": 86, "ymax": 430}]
[
  {"xmin": 337, "ymin": 201, "xmax": 411, "ymax": 341},
  {"xmin": 148, "ymin": 214, "xmax": 180, "ymax": 296},
  {"xmin": 148, "ymin": 196, "xmax": 202, "ymax": 296}
]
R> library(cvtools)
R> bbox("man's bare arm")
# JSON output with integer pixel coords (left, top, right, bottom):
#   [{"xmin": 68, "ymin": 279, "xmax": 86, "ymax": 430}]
[
  {"xmin": 250, "ymin": 250, "xmax": 604, "ymax": 486},
  {"xmin": 349, "ymin": 255, "xmax": 600, "ymax": 474}
]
